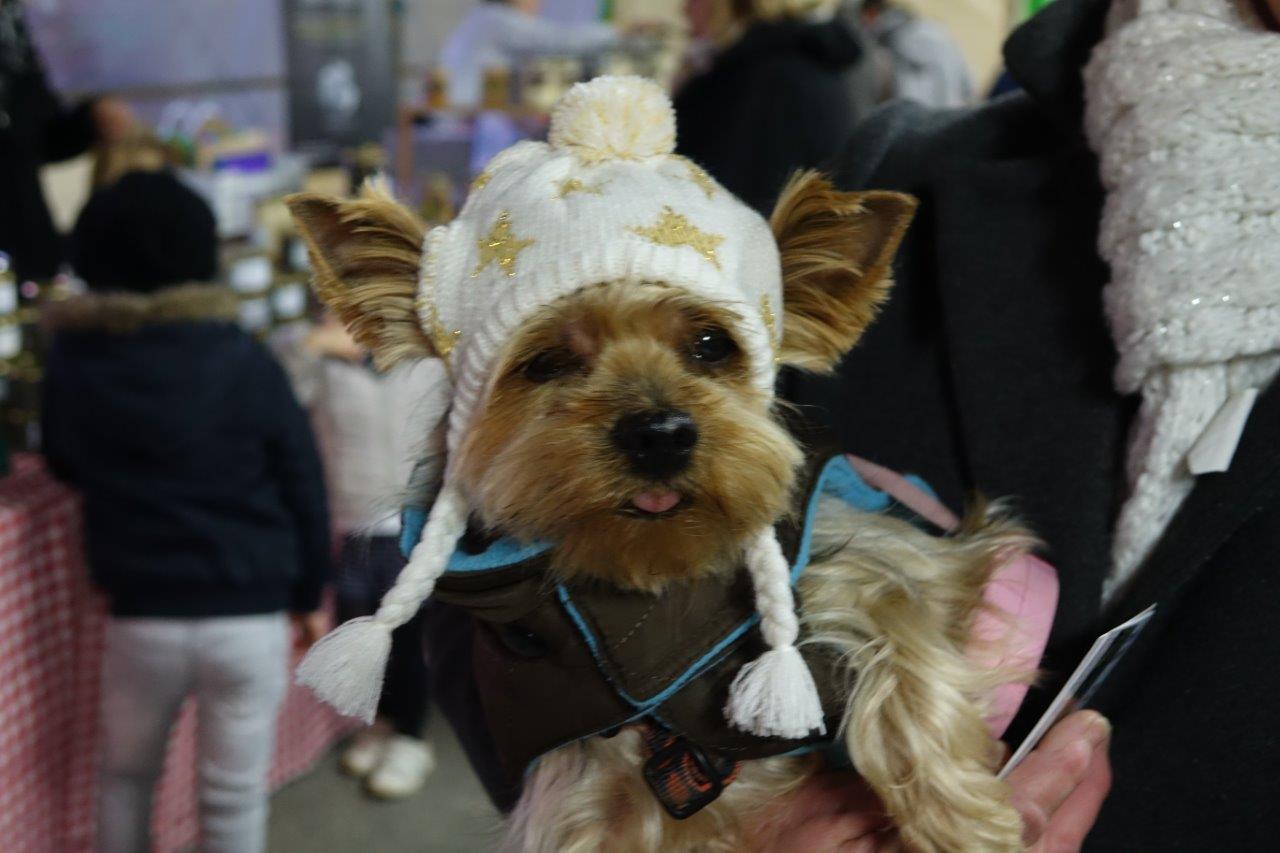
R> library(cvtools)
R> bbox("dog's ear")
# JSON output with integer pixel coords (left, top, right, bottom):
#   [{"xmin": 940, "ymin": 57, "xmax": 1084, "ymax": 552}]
[
  {"xmin": 770, "ymin": 171, "xmax": 917, "ymax": 373},
  {"xmin": 286, "ymin": 181, "xmax": 435, "ymax": 369}
]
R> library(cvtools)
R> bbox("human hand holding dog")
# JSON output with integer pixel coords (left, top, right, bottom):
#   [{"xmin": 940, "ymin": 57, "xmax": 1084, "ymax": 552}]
[
  {"xmin": 291, "ymin": 610, "xmax": 331, "ymax": 653},
  {"xmin": 1008, "ymin": 710, "xmax": 1112, "ymax": 851},
  {"xmin": 747, "ymin": 710, "xmax": 1112, "ymax": 852}
]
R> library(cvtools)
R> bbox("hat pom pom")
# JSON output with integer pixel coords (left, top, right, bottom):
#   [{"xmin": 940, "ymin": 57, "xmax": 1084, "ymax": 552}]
[
  {"xmin": 725, "ymin": 644, "xmax": 827, "ymax": 739},
  {"xmin": 548, "ymin": 75, "xmax": 675, "ymax": 162},
  {"xmin": 295, "ymin": 616, "xmax": 392, "ymax": 723}
]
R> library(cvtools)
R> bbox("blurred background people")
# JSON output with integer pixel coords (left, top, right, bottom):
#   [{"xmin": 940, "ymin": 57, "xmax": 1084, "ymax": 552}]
[
  {"xmin": 283, "ymin": 312, "xmax": 449, "ymax": 799},
  {"xmin": 860, "ymin": 0, "xmax": 973, "ymax": 107},
  {"xmin": 41, "ymin": 170, "xmax": 332, "ymax": 853},
  {"xmin": 440, "ymin": 0, "xmax": 622, "ymax": 110},
  {"xmin": 674, "ymin": 0, "xmax": 864, "ymax": 213},
  {"xmin": 0, "ymin": 0, "xmax": 134, "ymax": 281}
]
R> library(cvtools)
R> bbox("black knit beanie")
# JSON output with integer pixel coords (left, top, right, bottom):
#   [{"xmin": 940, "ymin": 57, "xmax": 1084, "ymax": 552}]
[{"xmin": 72, "ymin": 170, "xmax": 218, "ymax": 292}]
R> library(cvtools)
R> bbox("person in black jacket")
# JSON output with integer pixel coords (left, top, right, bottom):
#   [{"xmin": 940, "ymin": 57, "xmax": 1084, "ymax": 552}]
[
  {"xmin": 42, "ymin": 171, "xmax": 332, "ymax": 853},
  {"xmin": 674, "ymin": 0, "xmax": 865, "ymax": 214},
  {"xmin": 0, "ymin": 0, "xmax": 134, "ymax": 281},
  {"xmin": 787, "ymin": 0, "xmax": 1280, "ymax": 848}
]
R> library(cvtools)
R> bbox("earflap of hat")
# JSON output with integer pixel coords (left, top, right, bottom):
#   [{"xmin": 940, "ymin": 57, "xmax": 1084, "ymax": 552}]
[
  {"xmin": 724, "ymin": 528, "xmax": 827, "ymax": 739},
  {"xmin": 296, "ymin": 479, "xmax": 470, "ymax": 721}
]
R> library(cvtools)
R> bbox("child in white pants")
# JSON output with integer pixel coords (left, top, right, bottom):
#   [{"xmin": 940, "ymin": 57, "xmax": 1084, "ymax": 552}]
[
  {"xmin": 98, "ymin": 616, "xmax": 289, "ymax": 853},
  {"xmin": 43, "ymin": 172, "xmax": 332, "ymax": 853}
]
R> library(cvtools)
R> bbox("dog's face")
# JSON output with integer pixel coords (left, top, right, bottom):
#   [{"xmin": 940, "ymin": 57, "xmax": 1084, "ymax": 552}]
[
  {"xmin": 288, "ymin": 171, "xmax": 915, "ymax": 591},
  {"xmin": 456, "ymin": 282, "xmax": 800, "ymax": 588}
]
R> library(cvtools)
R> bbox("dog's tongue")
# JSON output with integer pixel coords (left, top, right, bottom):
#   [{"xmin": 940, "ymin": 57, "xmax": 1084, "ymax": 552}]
[{"xmin": 632, "ymin": 490, "xmax": 681, "ymax": 514}]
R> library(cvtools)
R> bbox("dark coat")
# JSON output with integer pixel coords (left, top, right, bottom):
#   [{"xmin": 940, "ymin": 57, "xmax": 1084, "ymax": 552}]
[
  {"xmin": 786, "ymin": 0, "xmax": 1280, "ymax": 848},
  {"xmin": 673, "ymin": 18, "xmax": 863, "ymax": 214},
  {"xmin": 42, "ymin": 287, "xmax": 333, "ymax": 618},
  {"xmin": 0, "ymin": 1, "xmax": 97, "ymax": 281}
]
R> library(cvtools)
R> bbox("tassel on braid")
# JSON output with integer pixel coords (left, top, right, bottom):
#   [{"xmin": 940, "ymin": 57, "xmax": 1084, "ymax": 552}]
[
  {"xmin": 724, "ymin": 528, "xmax": 827, "ymax": 739},
  {"xmin": 295, "ymin": 482, "xmax": 469, "ymax": 722}
]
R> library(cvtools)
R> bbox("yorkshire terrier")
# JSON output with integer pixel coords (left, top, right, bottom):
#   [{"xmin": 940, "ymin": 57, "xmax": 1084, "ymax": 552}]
[{"xmin": 288, "ymin": 77, "xmax": 1034, "ymax": 853}]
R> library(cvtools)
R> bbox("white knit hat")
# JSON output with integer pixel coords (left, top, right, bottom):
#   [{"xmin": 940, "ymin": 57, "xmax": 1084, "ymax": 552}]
[{"xmin": 296, "ymin": 76, "xmax": 825, "ymax": 740}]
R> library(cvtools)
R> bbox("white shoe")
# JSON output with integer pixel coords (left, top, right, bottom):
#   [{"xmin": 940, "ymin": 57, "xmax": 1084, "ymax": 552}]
[
  {"xmin": 366, "ymin": 735, "xmax": 436, "ymax": 799},
  {"xmin": 340, "ymin": 728, "xmax": 389, "ymax": 778}
]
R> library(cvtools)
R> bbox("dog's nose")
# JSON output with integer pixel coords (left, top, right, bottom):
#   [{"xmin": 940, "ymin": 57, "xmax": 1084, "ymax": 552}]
[{"xmin": 611, "ymin": 409, "xmax": 699, "ymax": 479}]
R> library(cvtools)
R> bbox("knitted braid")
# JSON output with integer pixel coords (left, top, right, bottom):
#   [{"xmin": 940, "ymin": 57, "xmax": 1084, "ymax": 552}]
[
  {"xmin": 745, "ymin": 528, "xmax": 800, "ymax": 647},
  {"xmin": 724, "ymin": 528, "xmax": 827, "ymax": 739},
  {"xmin": 295, "ymin": 482, "xmax": 469, "ymax": 722},
  {"xmin": 373, "ymin": 482, "xmax": 469, "ymax": 627}
]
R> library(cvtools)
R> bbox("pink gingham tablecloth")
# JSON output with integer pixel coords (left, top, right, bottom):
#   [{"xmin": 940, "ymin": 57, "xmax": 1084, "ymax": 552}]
[{"xmin": 0, "ymin": 455, "xmax": 356, "ymax": 853}]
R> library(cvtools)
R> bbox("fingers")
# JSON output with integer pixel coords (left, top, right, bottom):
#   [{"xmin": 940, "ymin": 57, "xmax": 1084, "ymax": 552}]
[
  {"xmin": 1036, "ymin": 710, "xmax": 1110, "ymax": 755},
  {"xmin": 1037, "ymin": 738, "xmax": 1113, "ymax": 852},
  {"xmin": 1008, "ymin": 711, "xmax": 1111, "ymax": 845},
  {"xmin": 783, "ymin": 813, "xmax": 885, "ymax": 853},
  {"xmin": 813, "ymin": 772, "xmax": 885, "ymax": 817},
  {"xmin": 834, "ymin": 826, "xmax": 887, "ymax": 853},
  {"xmin": 778, "ymin": 772, "xmax": 880, "ymax": 824},
  {"xmin": 749, "ymin": 772, "xmax": 889, "ymax": 852}
]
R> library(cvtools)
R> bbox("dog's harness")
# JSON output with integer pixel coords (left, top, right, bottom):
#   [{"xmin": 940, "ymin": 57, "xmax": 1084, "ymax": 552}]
[
  {"xmin": 403, "ymin": 422, "xmax": 959, "ymax": 818},
  {"xmin": 407, "ymin": 439, "xmax": 1058, "ymax": 817}
]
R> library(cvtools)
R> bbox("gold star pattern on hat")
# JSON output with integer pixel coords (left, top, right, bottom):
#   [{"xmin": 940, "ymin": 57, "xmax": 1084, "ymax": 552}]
[
  {"xmin": 629, "ymin": 206, "xmax": 723, "ymax": 270},
  {"xmin": 416, "ymin": 245, "xmax": 462, "ymax": 363},
  {"xmin": 420, "ymin": 299, "xmax": 462, "ymax": 362},
  {"xmin": 557, "ymin": 177, "xmax": 605, "ymax": 198},
  {"xmin": 760, "ymin": 296, "xmax": 781, "ymax": 365},
  {"xmin": 681, "ymin": 158, "xmax": 717, "ymax": 199},
  {"xmin": 472, "ymin": 210, "xmax": 535, "ymax": 277}
]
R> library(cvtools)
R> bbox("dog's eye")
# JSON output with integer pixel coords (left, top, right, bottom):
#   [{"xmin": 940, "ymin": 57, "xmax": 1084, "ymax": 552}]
[
  {"xmin": 521, "ymin": 349, "xmax": 579, "ymax": 382},
  {"xmin": 689, "ymin": 328, "xmax": 738, "ymax": 365}
]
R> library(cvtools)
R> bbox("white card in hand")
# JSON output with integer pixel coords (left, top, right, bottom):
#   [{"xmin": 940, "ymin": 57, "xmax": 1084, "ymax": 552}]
[{"xmin": 998, "ymin": 604, "xmax": 1156, "ymax": 778}]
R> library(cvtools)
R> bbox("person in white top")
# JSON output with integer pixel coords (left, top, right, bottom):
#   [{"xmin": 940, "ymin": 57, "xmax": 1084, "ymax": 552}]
[
  {"xmin": 280, "ymin": 315, "xmax": 449, "ymax": 799},
  {"xmin": 439, "ymin": 0, "xmax": 621, "ymax": 108},
  {"xmin": 860, "ymin": 0, "xmax": 973, "ymax": 109}
]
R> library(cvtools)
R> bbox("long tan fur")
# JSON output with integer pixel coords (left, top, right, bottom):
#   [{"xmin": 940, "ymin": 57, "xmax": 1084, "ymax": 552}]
[
  {"xmin": 802, "ymin": 499, "xmax": 1033, "ymax": 852},
  {"xmin": 506, "ymin": 730, "xmax": 818, "ymax": 853}
]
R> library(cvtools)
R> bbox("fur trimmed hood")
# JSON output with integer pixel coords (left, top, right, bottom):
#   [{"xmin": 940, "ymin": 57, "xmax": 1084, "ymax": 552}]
[{"xmin": 43, "ymin": 284, "xmax": 239, "ymax": 334}]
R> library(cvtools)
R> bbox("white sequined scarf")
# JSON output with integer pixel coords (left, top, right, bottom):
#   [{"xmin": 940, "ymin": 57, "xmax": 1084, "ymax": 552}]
[{"xmin": 1084, "ymin": 0, "xmax": 1280, "ymax": 603}]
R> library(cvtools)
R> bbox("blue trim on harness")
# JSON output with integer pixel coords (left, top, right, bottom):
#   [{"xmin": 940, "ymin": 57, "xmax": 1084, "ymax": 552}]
[
  {"xmin": 553, "ymin": 454, "xmax": 912, "ymax": 710},
  {"xmin": 401, "ymin": 455, "xmax": 933, "ymax": 777},
  {"xmin": 399, "ymin": 507, "xmax": 424, "ymax": 557},
  {"xmin": 397, "ymin": 456, "xmax": 932, "ymax": 570},
  {"xmin": 398, "ymin": 506, "xmax": 553, "ymax": 569},
  {"xmin": 400, "ymin": 455, "xmax": 935, "ymax": 716}
]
